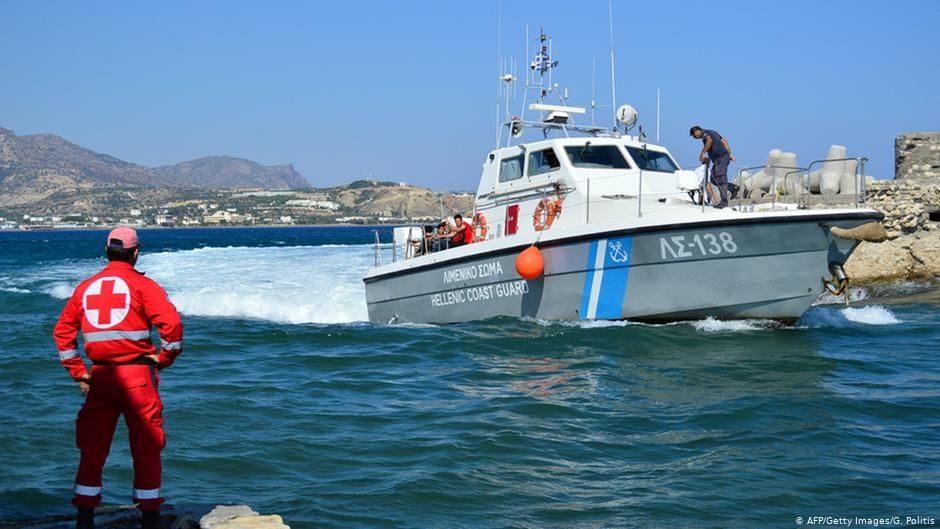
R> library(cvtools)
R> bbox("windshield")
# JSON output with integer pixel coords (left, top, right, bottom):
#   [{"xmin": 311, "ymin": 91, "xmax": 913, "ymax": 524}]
[
  {"xmin": 563, "ymin": 145, "xmax": 631, "ymax": 169},
  {"xmin": 625, "ymin": 147, "xmax": 679, "ymax": 172},
  {"xmin": 499, "ymin": 155, "xmax": 524, "ymax": 182},
  {"xmin": 527, "ymin": 148, "xmax": 560, "ymax": 176}
]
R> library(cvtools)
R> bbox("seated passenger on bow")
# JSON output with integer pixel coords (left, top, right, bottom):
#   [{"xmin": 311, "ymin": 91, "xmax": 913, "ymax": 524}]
[
  {"xmin": 430, "ymin": 220, "xmax": 453, "ymax": 252},
  {"xmin": 449, "ymin": 214, "xmax": 474, "ymax": 248}
]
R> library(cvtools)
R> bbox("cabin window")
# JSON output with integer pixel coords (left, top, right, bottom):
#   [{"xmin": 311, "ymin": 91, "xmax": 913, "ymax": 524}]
[
  {"xmin": 625, "ymin": 147, "xmax": 680, "ymax": 172},
  {"xmin": 563, "ymin": 145, "xmax": 631, "ymax": 169},
  {"xmin": 499, "ymin": 155, "xmax": 524, "ymax": 182},
  {"xmin": 527, "ymin": 148, "xmax": 561, "ymax": 176}
]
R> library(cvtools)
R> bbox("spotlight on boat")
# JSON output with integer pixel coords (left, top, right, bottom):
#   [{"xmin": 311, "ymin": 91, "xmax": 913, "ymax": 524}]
[{"xmin": 616, "ymin": 104, "xmax": 638, "ymax": 129}]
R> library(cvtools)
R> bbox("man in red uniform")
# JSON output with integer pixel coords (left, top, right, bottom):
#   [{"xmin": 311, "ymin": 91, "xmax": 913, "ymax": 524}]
[{"xmin": 54, "ymin": 227, "xmax": 183, "ymax": 529}]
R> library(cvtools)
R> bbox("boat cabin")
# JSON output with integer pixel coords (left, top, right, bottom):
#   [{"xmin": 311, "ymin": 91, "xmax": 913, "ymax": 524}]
[{"xmin": 472, "ymin": 136, "xmax": 699, "ymax": 240}]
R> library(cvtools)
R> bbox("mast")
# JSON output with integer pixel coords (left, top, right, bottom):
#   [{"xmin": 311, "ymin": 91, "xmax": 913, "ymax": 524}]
[
  {"xmin": 656, "ymin": 88, "xmax": 661, "ymax": 143},
  {"xmin": 495, "ymin": 0, "xmax": 501, "ymax": 147},
  {"xmin": 499, "ymin": 25, "xmax": 606, "ymax": 144},
  {"xmin": 608, "ymin": 0, "xmax": 617, "ymax": 132}
]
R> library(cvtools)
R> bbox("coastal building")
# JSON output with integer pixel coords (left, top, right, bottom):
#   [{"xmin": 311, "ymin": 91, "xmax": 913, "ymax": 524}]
[
  {"xmin": 285, "ymin": 199, "xmax": 340, "ymax": 210},
  {"xmin": 205, "ymin": 210, "xmax": 246, "ymax": 224},
  {"xmin": 155, "ymin": 214, "xmax": 177, "ymax": 226}
]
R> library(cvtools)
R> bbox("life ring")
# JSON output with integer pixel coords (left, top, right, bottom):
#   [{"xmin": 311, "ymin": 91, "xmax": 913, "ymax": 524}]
[
  {"xmin": 533, "ymin": 198, "xmax": 562, "ymax": 231},
  {"xmin": 472, "ymin": 212, "xmax": 488, "ymax": 242}
]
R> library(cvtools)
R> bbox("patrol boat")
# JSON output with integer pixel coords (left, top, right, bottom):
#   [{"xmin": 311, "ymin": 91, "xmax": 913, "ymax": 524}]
[{"xmin": 363, "ymin": 30, "xmax": 883, "ymax": 325}]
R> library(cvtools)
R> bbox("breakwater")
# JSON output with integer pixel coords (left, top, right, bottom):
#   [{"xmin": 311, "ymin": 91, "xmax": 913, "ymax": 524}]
[{"xmin": 842, "ymin": 133, "xmax": 940, "ymax": 283}]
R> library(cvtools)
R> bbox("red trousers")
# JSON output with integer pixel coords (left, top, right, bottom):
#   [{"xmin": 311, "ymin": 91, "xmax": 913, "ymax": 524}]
[{"xmin": 72, "ymin": 364, "xmax": 166, "ymax": 510}]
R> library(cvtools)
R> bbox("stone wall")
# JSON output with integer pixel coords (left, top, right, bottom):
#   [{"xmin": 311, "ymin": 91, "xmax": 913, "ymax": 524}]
[
  {"xmin": 864, "ymin": 181, "xmax": 940, "ymax": 235},
  {"xmin": 895, "ymin": 132, "xmax": 940, "ymax": 180}
]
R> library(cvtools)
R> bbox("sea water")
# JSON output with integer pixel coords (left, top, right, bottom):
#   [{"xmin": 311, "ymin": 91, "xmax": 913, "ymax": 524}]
[{"xmin": 0, "ymin": 227, "xmax": 937, "ymax": 528}]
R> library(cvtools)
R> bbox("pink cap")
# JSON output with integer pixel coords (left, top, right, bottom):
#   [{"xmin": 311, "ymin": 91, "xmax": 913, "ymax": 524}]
[{"xmin": 107, "ymin": 227, "xmax": 139, "ymax": 249}]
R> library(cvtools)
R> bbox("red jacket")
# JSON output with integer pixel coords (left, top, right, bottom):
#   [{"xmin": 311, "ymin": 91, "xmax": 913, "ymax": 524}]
[{"xmin": 54, "ymin": 261, "xmax": 183, "ymax": 381}]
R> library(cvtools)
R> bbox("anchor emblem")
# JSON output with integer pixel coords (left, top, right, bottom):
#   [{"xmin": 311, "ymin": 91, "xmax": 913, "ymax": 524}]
[{"xmin": 607, "ymin": 240, "xmax": 629, "ymax": 263}]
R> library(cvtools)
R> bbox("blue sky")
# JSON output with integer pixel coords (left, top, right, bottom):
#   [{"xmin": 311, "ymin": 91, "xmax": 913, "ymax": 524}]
[{"xmin": 2, "ymin": 1, "xmax": 938, "ymax": 191}]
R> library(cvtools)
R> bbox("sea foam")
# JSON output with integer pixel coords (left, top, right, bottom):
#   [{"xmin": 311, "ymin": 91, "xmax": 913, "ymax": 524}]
[
  {"xmin": 143, "ymin": 245, "xmax": 372, "ymax": 324},
  {"xmin": 798, "ymin": 304, "xmax": 902, "ymax": 327},
  {"xmin": 27, "ymin": 244, "xmax": 373, "ymax": 324},
  {"xmin": 840, "ymin": 305, "xmax": 901, "ymax": 325},
  {"xmin": 691, "ymin": 317, "xmax": 781, "ymax": 333}
]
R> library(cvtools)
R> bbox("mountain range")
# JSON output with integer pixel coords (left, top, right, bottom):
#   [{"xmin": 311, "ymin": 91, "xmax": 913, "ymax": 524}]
[{"xmin": 0, "ymin": 127, "xmax": 310, "ymax": 208}]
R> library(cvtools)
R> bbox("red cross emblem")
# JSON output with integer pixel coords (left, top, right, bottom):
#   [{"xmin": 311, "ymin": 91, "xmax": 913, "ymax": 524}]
[{"xmin": 83, "ymin": 277, "xmax": 130, "ymax": 329}]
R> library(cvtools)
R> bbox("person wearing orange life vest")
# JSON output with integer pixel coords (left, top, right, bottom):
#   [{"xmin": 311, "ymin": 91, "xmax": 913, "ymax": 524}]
[{"xmin": 53, "ymin": 227, "xmax": 182, "ymax": 529}]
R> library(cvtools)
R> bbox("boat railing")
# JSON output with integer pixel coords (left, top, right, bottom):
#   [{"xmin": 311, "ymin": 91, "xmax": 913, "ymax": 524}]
[
  {"xmin": 733, "ymin": 158, "xmax": 868, "ymax": 210},
  {"xmin": 734, "ymin": 164, "xmax": 806, "ymax": 209},
  {"xmin": 783, "ymin": 157, "xmax": 868, "ymax": 209},
  {"xmin": 373, "ymin": 230, "xmax": 396, "ymax": 267}
]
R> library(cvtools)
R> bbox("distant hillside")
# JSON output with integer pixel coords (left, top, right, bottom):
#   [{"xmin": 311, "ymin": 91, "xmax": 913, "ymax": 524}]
[
  {"xmin": 0, "ymin": 127, "xmax": 310, "ymax": 207},
  {"xmin": 330, "ymin": 182, "xmax": 474, "ymax": 218},
  {"xmin": 155, "ymin": 156, "xmax": 308, "ymax": 189}
]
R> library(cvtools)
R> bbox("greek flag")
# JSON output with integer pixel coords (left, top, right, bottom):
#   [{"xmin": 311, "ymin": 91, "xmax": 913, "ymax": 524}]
[{"xmin": 530, "ymin": 50, "xmax": 558, "ymax": 74}]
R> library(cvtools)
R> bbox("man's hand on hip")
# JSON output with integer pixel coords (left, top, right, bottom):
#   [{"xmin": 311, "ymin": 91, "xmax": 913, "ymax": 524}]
[{"xmin": 78, "ymin": 374, "xmax": 91, "ymax": 396}]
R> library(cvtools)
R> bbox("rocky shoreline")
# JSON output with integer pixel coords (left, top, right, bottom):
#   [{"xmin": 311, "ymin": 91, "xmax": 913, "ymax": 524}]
[{"xmin": 844, "ymin": 181, "xmax": 940, "ymax": 284}]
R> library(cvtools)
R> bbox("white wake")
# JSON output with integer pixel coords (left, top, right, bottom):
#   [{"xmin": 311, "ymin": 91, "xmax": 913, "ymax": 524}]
[
  {"xmin": 28, "ymin": 245, "xmax": 373, "ymax": 324},
  {"xmin": 839, "ymin": 305, "xmax": 901, "ymax": 325}
]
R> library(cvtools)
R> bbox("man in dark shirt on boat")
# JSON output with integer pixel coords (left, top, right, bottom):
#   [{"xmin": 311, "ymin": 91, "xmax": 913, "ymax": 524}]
[
  {"xmin": 450, "ymin": 214, "xmax": 474, "ymax": 248},
  {"xmin": 690, "ymin": 125, "xmax": 735, "ymax": 209},
  {"xmin": 430, "ymin": 221, "xmax": 452, "ymax": 252}
]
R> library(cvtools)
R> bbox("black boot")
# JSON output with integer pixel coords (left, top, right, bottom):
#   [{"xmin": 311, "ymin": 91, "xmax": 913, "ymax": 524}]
[
  {"xmin": 76, "ymin": 507, "xmax": 94, "ymax": 529},
  {"xmin": 140, "ymin": 509, "xmax": 160, "ymax": 529}
]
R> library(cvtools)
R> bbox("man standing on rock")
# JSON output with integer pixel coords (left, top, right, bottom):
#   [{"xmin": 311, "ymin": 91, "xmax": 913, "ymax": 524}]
[
  {"xmin": 690, "ymin": 125, "xmax": 735, "ymax": 208},
  {"xmin": 53, "ymin": 227, "xmax": 183, "ymax": 529}
]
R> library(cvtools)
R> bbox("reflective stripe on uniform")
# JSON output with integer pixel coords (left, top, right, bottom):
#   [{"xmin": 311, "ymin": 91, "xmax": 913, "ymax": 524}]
[
  {"xmin": 59, "ymin": 349, "xmax": 80, "ymax": 361},
  {"xmin": 133, "ymin": 488, "xmax": 161, "ymax": 500},
  {"xmin": 74, "ymin": 484, "xmax": 102, "ymax": 496},
  {"xmin": 83, "ymin": 330, "xmax": 151, "ymax": 343},
  {"xmin": 161, "ymin": 340, "xmax": 182, "ymax": 351}
]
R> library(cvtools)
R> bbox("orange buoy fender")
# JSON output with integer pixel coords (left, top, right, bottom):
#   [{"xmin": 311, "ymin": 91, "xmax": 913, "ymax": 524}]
[{"xmin": 515, "ymin": 246, "xmax": 544, "ymax": 280}]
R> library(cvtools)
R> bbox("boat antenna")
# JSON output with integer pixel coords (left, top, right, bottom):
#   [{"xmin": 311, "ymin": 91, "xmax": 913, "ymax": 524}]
[
  {"xmin": 591, "ymin": 56, "xmax": 597, "ymax": 126},
  {"xmin": 608, "ymin": 0, "xmax": 617, "ymax": 132},
  {"xmin": 495, "ymin": 0, "xmax": 501, "ymax": 147},
  {"xmin": 516, "ymin": 25, "xmax": 530, "ymax": 128},
  {"xmin": 656, "ymin": 87, "xmax": 661, "ymax": 143}
]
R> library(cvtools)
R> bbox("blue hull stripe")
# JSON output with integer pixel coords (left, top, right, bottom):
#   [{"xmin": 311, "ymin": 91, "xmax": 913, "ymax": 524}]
[
  {"xmin": 596, "ymin": 237, "xmax": 633, "ymax": 319},
  {"xmin": 579, "ymin": 237, "xmax": 632, "ymax": 320},
  {"xmin": 579, "ymin": 241, "xmax": 599, "ymax": 320}
]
